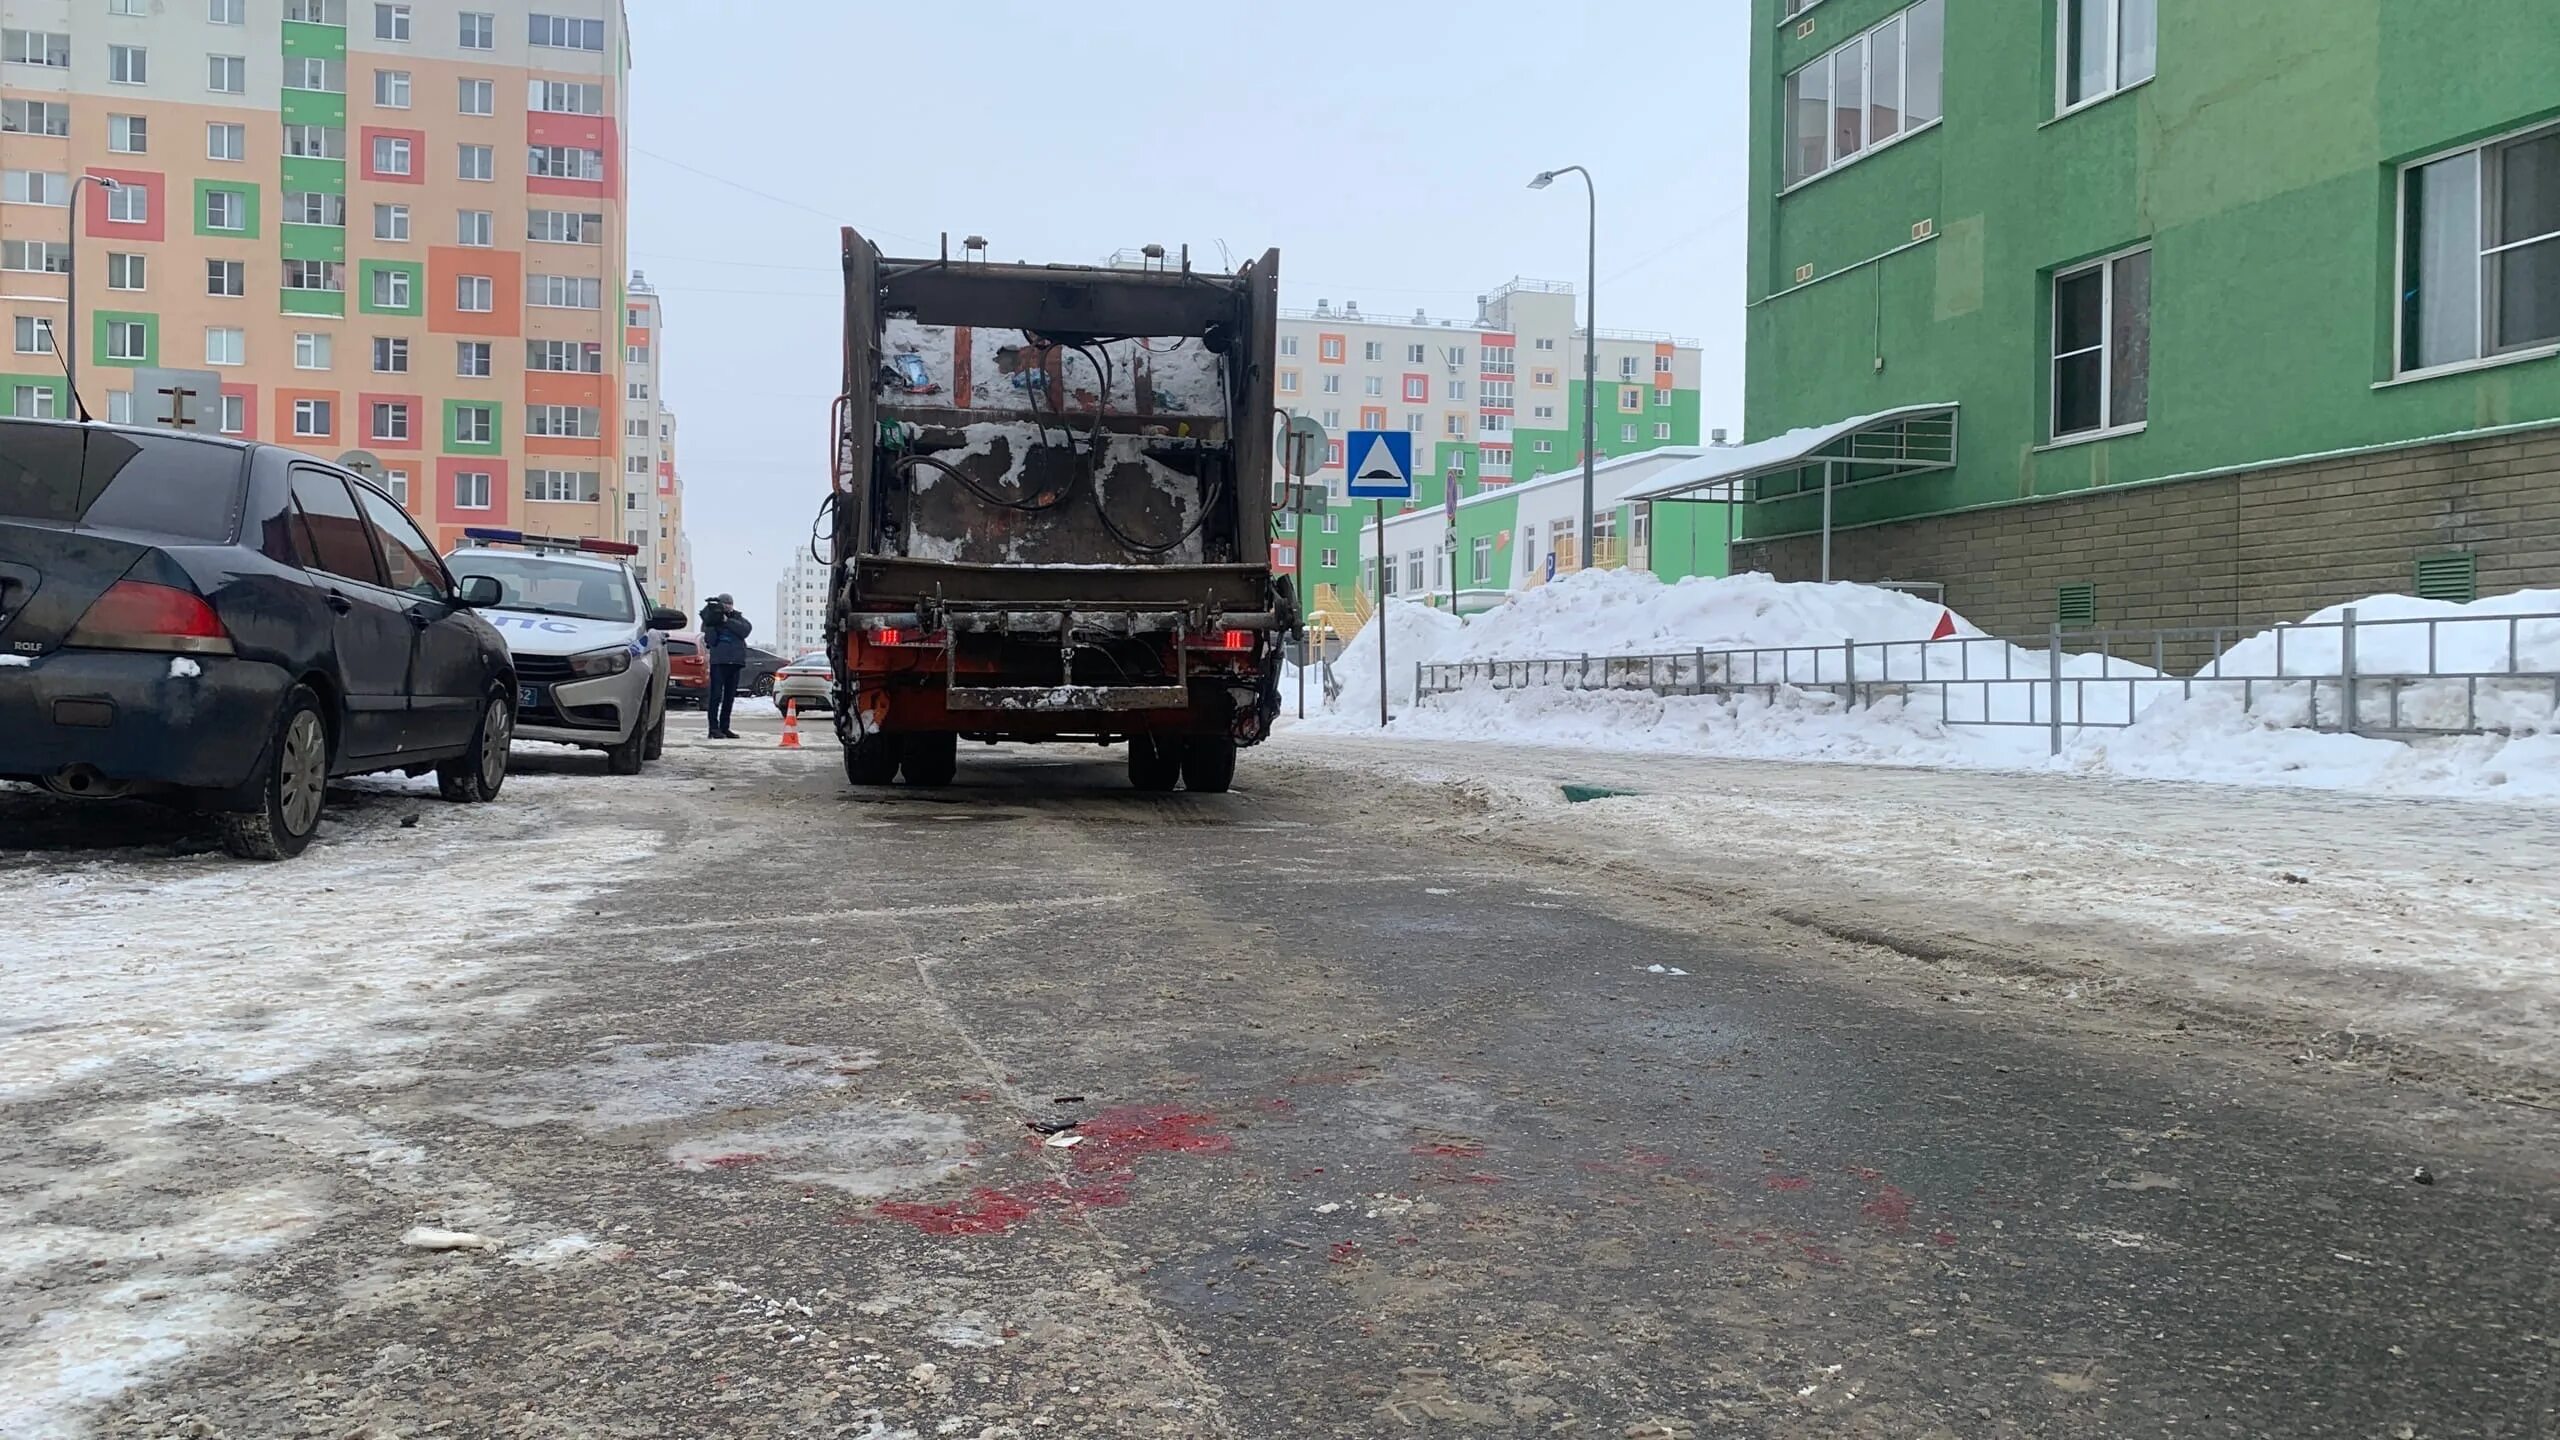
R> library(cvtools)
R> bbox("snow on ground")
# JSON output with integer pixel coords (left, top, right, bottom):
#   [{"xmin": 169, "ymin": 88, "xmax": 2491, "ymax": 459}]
[
  {"xmin": 0, "ymin": 778, "xmax": 661, "ymax": 1436},
  {"xmin": 1290, "ymin": 570, "xmax": 2560, "ymax": 801}
]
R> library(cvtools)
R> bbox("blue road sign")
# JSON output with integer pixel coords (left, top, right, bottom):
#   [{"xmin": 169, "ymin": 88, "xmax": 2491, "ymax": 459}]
[
  {"xmin": 1544, "ymin": 550, "xmax": 1558, "ymax": 581},
  {"xmin": 1343, "ymin": 430, "xmax": 1414, "ymax": 500}
]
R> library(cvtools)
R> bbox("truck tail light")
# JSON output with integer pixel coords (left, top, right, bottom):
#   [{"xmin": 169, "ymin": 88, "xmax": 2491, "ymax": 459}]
[
  {"xmin": 67, "ymin": 580, "xmax": 236, "ymax": 655},
  {"xmin": 1184, "ymin": 629, "xmax": 1255, "ymax": 651},
  {"xmin": 874, "ymin": 626, "xmax": 905, "ymax": 646}
]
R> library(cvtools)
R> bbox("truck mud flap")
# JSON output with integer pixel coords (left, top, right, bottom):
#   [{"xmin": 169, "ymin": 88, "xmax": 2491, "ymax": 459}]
[{"xmin": 946, "ymin": 685, "xmax": 1189, "ymax": 712}]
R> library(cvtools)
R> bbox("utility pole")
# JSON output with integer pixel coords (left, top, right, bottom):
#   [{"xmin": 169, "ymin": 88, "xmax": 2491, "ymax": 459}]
[{"xmin": 1530, "ymin": 165, "xmax": 1597, "ymax": 574}]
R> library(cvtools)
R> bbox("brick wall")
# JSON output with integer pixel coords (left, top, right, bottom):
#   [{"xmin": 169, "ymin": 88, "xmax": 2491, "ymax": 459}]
[{"xmin": 1731, "ymin": 425, "xmax": 2560, "ymax": 661}]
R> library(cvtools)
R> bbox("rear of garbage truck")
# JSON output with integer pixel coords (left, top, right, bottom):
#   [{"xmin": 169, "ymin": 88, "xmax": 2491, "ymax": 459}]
[{"xmin": 823, "ymin": 231, "xmax": 1295, "ymax": 791}]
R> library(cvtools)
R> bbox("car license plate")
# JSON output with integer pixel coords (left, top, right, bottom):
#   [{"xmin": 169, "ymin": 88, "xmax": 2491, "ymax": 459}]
[{"xmin": 519, "ymin": 683, "xmax": 544, "ymax": 711}]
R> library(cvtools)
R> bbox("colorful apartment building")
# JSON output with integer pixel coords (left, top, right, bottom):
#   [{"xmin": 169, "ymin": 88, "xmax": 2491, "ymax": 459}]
[
  {"xmin": 1273, "ymin": 280, "xmax": 1710, "ymax": 621},
  {"xmin": 0, "ymin": 0, "xmax": 684, "ymax": 582},
  {"xmin": 1664, "ymin": 0, "xmax": 2560, "ymax": 636},
  {"xmin": 621, "ymin": 270, "xmax": 688, "ymax": 609}
]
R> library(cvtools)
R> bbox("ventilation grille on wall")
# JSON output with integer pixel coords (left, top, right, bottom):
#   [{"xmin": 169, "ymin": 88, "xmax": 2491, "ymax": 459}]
[
  {"xmin": 2413, "ymin": 551, "xmax": 2477, "ymax": 604},
  {"xmin": 2056, "ymin": 582, "xmax": 2097, "ymax": 628},
  {"xmin": 1794, "ymin": 263, "xmax": 1815, "ymax": 284}
]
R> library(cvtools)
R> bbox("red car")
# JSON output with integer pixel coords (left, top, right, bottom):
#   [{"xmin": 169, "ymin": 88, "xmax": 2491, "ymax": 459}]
[{"xmin": 665, "ymin": 634, "xmax": 707, "ymax": 705}]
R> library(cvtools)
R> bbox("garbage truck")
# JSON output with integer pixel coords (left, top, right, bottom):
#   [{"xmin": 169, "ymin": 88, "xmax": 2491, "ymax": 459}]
[{"xmin": 821, "ymin": 231, "xmax": 1294, "ymax": 792}]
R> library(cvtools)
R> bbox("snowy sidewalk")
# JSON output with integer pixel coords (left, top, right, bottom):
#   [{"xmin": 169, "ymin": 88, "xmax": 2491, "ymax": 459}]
[{"xmin": 1275, "ymin": 733, "xmax": 2560, "ymax": 1097}]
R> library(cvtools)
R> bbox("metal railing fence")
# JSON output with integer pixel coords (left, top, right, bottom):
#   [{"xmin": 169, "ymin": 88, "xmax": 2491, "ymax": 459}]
[{"xmin": 1412, "ymin": 608, "xmax": 2560, "ymax": 755}]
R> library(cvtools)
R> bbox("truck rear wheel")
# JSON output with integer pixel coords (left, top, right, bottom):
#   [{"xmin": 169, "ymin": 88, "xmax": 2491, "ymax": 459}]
[
  {"xmin": 901, "ymin": 732, "xmax": 958, "ymax": 787},
  {"xmin": 1127, "ymin": 736, "xmax": 1181, "ymax": 792},
  {"xmin": 845, "ymin": 730, "xmax": 901, "ymax": 785},
  {"xmin": 1181, "ymin": 736, "xmax": 1237, "ymax": 794}
]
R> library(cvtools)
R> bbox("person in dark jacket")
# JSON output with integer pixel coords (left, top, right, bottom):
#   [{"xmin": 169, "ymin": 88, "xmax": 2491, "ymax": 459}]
[{"xmin": 699, "ymin": 593, "xmax": 753, "ymax": 739}]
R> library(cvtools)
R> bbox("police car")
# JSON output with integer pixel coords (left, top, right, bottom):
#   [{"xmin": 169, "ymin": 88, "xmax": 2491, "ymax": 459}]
[{"xmin": 442, "ymin": 528, "xmax": 682, "ymax": 774}]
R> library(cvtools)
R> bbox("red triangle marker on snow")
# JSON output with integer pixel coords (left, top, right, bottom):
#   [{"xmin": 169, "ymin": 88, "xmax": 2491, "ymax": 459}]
[{"xmin": 1929, "ymin": 608, "xmax": 1958, "ymax": 641}]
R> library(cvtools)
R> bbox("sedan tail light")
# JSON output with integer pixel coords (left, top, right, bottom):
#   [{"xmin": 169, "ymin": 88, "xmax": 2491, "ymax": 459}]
[{"xmin": 67, "ymin": 580, "xmax": 236, "ymax": 655}]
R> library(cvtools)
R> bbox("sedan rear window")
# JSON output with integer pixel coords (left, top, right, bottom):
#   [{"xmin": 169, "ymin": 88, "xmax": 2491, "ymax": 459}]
[{"xmin": 0, "ymin": 422, "xmax": 247, "ymax": 543}]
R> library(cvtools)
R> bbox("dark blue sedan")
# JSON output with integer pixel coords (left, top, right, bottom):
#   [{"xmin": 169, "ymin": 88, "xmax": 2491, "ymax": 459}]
[{"xmin": 0, "ymin": 419, "xmax": 518, "ymax": 858}]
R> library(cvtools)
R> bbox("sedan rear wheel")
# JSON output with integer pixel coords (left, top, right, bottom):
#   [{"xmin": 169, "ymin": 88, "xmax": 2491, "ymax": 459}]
[{"xmin": 220, "ymin": 687, "xmax": 329, "ymax": 860}]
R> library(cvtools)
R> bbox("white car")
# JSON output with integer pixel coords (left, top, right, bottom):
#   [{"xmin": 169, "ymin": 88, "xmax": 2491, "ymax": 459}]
[
  {"xmin": 442, "ymin": 530, "xmax": 681, "ymax": 774},
  {"xmin": 771, "ymin": 650, "xmax": 834, "ymax": 713}
]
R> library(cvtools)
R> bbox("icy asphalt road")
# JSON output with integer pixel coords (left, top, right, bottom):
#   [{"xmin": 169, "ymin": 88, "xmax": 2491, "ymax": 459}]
[{"xmin": 2, "ymin": 719, "xmax": 2555, "ymax": 1438}]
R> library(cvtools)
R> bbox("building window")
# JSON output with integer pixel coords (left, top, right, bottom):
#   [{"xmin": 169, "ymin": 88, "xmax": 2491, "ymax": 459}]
[
  {"xmin": 530, "ymin": 80, "xmax": 605, "ymax": 116},
  {"xmin": 454, "ymin": 471, "xmax": 491, "ymax": 510},
  {"xmin": 210, "ymin": 0, "xmax": 244, "ymax": 24},
  {"xmin": 459, "ymin": 78, "xmax": 495, "ymax": 116},
  {"xmin": 374, "ymin": 202, "xmax": 409, "ymax": 241},
  {"xmin": 1445, "ymin": 414, "xmax": 1464, "ymax": 436},
  {"xmin": 108, "ymin": 114, "xmax": 148, "ymax": 154},
  {"xmin": 629, "ymin": 381, "xmax": 648, "ymax": 401},
  {"xmin": 1655, "ymin": 387, "xmax": 1672, "ymax": 407},
  {"xmin": 206, "ymin": 121, "xmax": 246, "ymax": 161},
  {"xmin": 1783, "ymin": 0, "xmax": 1944, "ymax": 189},
  {"xmin": 107, "ymin": 44, "xmax": 146, "ymax": 84},
  {"xmin": 1620, "ymin": 386, "xmax": 1644, "ymax": 410},
  {"xmin": 371, "ymin": 267, "xmax": 412, "ymax": 309},
  {"xmin": 371, "ymin": 135, "xmax": 412, "ymax": 176},
  {"xmin": 1470, "ymin": 536, "xmax": 1493, "ymax": 584},
  {"xmin": 1653, "ymin": 354, "xmax": 1672, "ymax": 374},
  {"xmin": 13, "ymin": 317, "xmax": 55, "ymax": 355},
  {"xmin": 201, "ymin": 188, "xmax": 245, "ymax": 231},
  {"xmin": 2051, "ymin": 246, "xmax": 2151, "ymax": 439},
  {"xmin": 100, "ymin": 253, "xmax": 145, "ymax": 292},
  {"xmin": 1404, "ymin": 375, "xmax": 1428, "ymax": 402},
  {"xmin": 99, "ymin": 183, "xmax": 147, "ymax": 225},
  {"xmin": 1279, "ymin": 336, "xmax": 1298, "ymax": 357},
  {"xmin": 530, "ymin": 210, "xmax": 606, "ymax": 244},
  {"xmin": 286, "ymin": 0, "xmax": 346, "ymax": 20},
  {"xmin": 1654, "ymin": 422, "xmax": 1672, "ymax": 440},
  {"xmin": 1535, "ymin": 440, "xmax": 1554, "ymax": 454},
  {"xmin": 529, "ymin": 274, "xmax": 601, "ymax": 309},
  {"xmin": 1620, "ymin": 423, "xmax": 1638, "ymax": 444},
  {"xmin": 207, "ymin": 54, "xmax": 246, "ymax": 93},
  {"xmin": 1319, "ymin": 335, "xmax": 1344, "ymax": 361},
  {"xmin": 283, "ymin": 124, "xmax": 345, "ymax": 159},
  {"xmin": 458, "ymin": 144, "xmax": 494, "ymax": 181},
  {"xmin": 527, "ymin": 404, "xmax": 601, "ymax": 438},
  {"xmin": 3, "ymin": 241, "xmax": 70, "ymax": 274},
  {"xmin": 10, "ymin": 384, "xmax": 58, "ymax": 418},
  {"xmin": 206, "ymin": 259, "xmax": 245, "ymax": 297},
  {"xmin": 101, "ymin": 321, "xmax": 146, "ymax": 361},
  {"xmin": 525, "ymin": 469, "xmax": 599, "ymax": 503},
  {"xmin": 4, "ymin": 28, "xmax": 70, "ymax": 66},
  {"xmin": 1533, "ymin": 368, "xmax": 1556, "ymax": 386},
  {"xmin": 219, "ymin": 393, "xmax": 245, "ymax": 433},
  {"xmin": 456, "ymin": 341, "xmax": 492, "ymax": 377},
  {"xmin": 2, "ymin": 101, "xmax": 68, "ymax": 138},
  {"xmin": 456, "ymin": 209, "xmax": 492, "ymax": 246},
  {"xmin": 371, "ymin": 401, "xmax": 410, "ymax": 441},
  {"xmin": 374, "ymin": 69, "xmax": 410, "ymax": 107},
  {"xmin": 1364, "ymin": 376, "xmax": 1383, "ymax": 396},
  {"xmin": 373, "ymin": 336, "xmax": 408, "ymax": 373},
  {"xmin": 381, "ymin": 467, "xmax": 408, "ymax": 504},
  {"xmin": 1362, "ymin": 341, "xmax": 1383, "ymax": 361},
  {"xmin": 2061, "ymin": 0, "xmax": 2157, "ymax": 113},
  {"xmin": 529, "ymin": 13, "xmax": 607, "ymax": 50},
  {"xmin": 287, "ymin": 56, "xmax": 343, "ymax": 92},
  {"xmin": 374, "ymin": 3, "xmax": 411, "ymax": 40},
  {"xmin": 1320, "ymin": 409, "xmax": 1341, "ymax": 429},
  {"xmin": 1319, "ymin": 548, "xmax": 1338, "ymax": 568},
  {"xmin": 294, "ymin": 332, "xmax": 333, "ymax": 369},
  {"xmin": 1320, "ymin": 374, "xmax": 1340, "ymax": 394},
  {"xmin": 1406, "ymin": 343, "xmax": 1427, "ymax": 363},
  {"xmin": 1481, "ymin": 414, "xmax": 1510, "ymax": 433},
  {"xmin": 2399, "ymin": 121, "xmax": 2560, "ymax": 375},
  {"xmin": 452, "ymin": 404, "xmax": 493, "ymax": 443},
  {"xmin": 458, "ymin": 11, "xmax": 494, "ymax": 49},
  {"xmin": 287, "ymin": 191, "xmax": 346, "ymax": 226},
  {"xmin": 293, "ymin": 398, "xmax": 333, "ymax": 437},
  {"xmin": 456, "ymin": 275, "xmax": 494, "ymax": 312}
]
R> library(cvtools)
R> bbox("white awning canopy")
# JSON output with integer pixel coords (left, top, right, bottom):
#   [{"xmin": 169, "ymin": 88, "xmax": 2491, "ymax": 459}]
[{"xmin": 1624, "ymin": 404, "xmax": 1960, "ymax": 506}]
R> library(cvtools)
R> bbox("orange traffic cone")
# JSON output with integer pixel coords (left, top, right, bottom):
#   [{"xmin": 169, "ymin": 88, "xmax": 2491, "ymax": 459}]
[{"xmin": 778, "ymin": 699, "xmax": 803, "ymax": 749}]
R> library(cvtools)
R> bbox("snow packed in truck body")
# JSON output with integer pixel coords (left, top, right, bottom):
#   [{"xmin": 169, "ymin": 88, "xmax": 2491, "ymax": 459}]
[{"xmin": 825, "ymin": 229, "xmax": 1295, "ymax": 749}]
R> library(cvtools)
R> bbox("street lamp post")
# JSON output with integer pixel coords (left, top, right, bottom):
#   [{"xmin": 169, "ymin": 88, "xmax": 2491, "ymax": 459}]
[
  {"xmin": 62, "ymin": 173, "xmax": 120, "ymax": 421},
  {"xmin": 1529, "ymin": 165, "xmax": 1596, "ymax": 572}
]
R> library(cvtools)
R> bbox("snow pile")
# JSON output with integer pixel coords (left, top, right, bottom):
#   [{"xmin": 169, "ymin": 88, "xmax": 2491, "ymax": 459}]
[{"xmin": 1290, "ymin": 570, "xmax": 2560, "ymax": 799}]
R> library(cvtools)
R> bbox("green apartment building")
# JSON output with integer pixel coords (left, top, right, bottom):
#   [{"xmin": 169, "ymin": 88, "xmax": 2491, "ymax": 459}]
[{"xmin": 1654, "ymin": 0, "xmax": 2560, "ymax": 632}]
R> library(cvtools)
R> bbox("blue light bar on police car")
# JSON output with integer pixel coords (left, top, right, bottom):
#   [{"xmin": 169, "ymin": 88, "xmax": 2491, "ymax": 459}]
[{"xmin": 460, "ymin": 527, "xmax": 640, "ymax": 557}]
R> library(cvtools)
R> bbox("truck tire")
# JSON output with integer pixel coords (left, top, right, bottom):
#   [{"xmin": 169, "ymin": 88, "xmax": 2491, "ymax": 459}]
[
  {"xmin": 845, "ymin": 730, "xmax": 902, "ymax": 785},
  {"xmin": 1126, "ymin": 735, "xmax": 1180, "ymax": 792},
  {"xmin": 901, "ymin": 732, "xmax": 958, "ymax": 787},
  {"xmin": 1181, "ymin": 736, "xmax": 1237, "ymax": 794}
]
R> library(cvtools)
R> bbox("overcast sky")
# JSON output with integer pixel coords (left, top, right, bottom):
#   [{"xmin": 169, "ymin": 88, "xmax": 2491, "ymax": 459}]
[{"xmin": 625, "ymin": 1, "xmax": 1751, "ymax": 631}]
